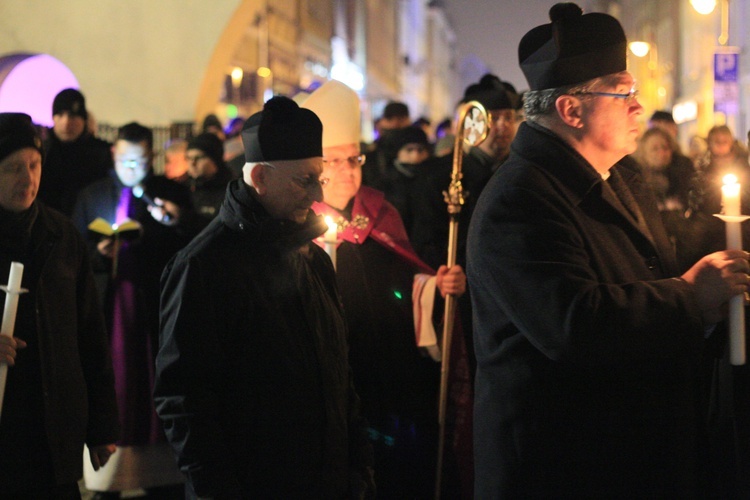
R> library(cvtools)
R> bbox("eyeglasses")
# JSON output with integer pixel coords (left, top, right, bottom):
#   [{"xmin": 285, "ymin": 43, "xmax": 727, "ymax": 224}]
[
  {"xmin": 263, "ymin": 163, "xmax": 329, "ymax": 189},
  {"xmin": 323, "ymin": 154, "xmax": 366, "ymax": 169},
  {"xmin": 570, "ymin": 88, "xmax": 640, "ymax": 105},
  {"xmin": 186, "ymin": 154, "xmax": 207, "ymax": 164},
  {"xmin": 115, "ymin": 159, "xmax": 148, "ymax": 169}
]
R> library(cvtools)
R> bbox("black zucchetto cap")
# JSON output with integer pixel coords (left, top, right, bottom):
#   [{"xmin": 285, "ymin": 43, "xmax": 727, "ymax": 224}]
[
  {"xmin": 0, "ymin": 113, "xmax": 43, "ymax": 164},
  {"xmin": 462, "ymin": 74, "xmax": 514, "ymax": 111},
  {"xmin": 241, "ymin": 96, "xmax": 323, "ymax": 162},
  {"xmin": 52, "ymin": 88, "xmax": 88, "ymax": 119},
  {"xmin": 518, "ymin": 3, "xmax": 627, "ymax": 91}
]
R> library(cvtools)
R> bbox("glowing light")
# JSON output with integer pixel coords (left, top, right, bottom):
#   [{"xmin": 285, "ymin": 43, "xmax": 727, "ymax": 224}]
[
  {"xmin": 226, "ymin": 104, "xmax": 238, "ymax": 119},
  {"xmin": 628, "ymin": 41, "xmax": 650, "ymax": 58},
  {"xmin": 257, "ymin": 67, "xmax": 272, "ymax": 78},
  {"xmin": 230, "ymin": 67, "xmax": 243, "ymax": 88},
  {"xmin": 723, "ymin": 173, "xmax": 738, "ymax": 186},
  {"xmin": 691, "ymin": 0, "xmax": 717, "ymax": 15},
  {"xmin": 672, "ymin": 100, "xmax": 698, "ymax": 124},
  {"xmin": 0, "ymin": 53, "xmax": 79, "ymax": 126},
  {"xmin": 393, "ymin": 290, "xmax": 403, "ymax": 300},
  {"xmin": 330, "ymin": 61, "xmax": 365, "ymax": 91}
]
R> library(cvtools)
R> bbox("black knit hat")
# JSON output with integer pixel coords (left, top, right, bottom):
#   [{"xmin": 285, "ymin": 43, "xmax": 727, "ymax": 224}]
[
  {"xmin": 188, "ymin": 132, "xmax": 225, "ymax": 168},
  {"xmin": 389, "ymin": 126, "xmax": 430, "ymax": 152},
  {"xmin": 462, "ymin": 74, "xmax": 514, "ymax": 111},
  {"xmin": 0, "ymin": 113, "xmax": 43, "ymax": 164},
  {"xmin": 518, "ymin": 3, "xmax": 627, "ymax": 91},
  {"xmin": 241, "ymin": 96, "xmax": 322, "ymax": 162},
  {"xmin": 52, "ymin": 88, "xmax": 88, "ymax": 119}
]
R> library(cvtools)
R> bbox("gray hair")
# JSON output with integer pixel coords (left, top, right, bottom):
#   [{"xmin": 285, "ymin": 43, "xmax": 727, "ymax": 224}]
[{"xmin": 523, "ymin": 75, "xmax": 617, "ymax": 122}]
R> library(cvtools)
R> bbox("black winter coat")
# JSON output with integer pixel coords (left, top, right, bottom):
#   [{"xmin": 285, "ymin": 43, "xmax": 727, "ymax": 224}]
[
  {"xmin": 155, "ymin": 180, "xmax": 372, "ymax": 499},
  {"xmin": 0, "ymin": 202, "xmax": 119, "ymax": 488},
  {"xmin": 468, "ymin": 122, "xmax": 709, "ymax": 498},
  {"xmin": 38, "ymin": 130, "xmax": 113, "ymax": 215}
]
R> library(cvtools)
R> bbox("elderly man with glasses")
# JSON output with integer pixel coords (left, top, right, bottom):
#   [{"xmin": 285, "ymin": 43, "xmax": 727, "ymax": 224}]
[
  {"xmin": 155, "ymin": 96, "xmax": 374, "ymax": 499},
  {"xmin": 299, "ymin": 79, "xmax": 468, "ymax": 498},
  {"xmin": 468, "ymin": 3, "xmax": 750, "ymax": 498}
]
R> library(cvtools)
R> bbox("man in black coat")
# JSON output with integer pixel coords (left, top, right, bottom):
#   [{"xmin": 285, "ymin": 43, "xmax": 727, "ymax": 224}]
[
  {"xmin": 0, "ymin": 112, "xmax": 119, "ymax": 497},
  {"xmin": 155, "ymin": 96, "xmax": 374, "ymax": 499},
  {"xmin": 467, "ymin": 4, "xmax": 750, "ymax": 498},
  {"xmin": 37, "ymin": 88, "xmax": 114, "ymax": 216}
]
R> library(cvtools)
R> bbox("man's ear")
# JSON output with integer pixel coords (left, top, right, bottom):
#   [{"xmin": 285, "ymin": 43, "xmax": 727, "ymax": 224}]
[
  {"xmin": 249, "ymin": 164, "xmax": 267, "ymax": 196},
  {"xmin": 555, "ymin": 95, "xmax": 585, "ymax": 129}
]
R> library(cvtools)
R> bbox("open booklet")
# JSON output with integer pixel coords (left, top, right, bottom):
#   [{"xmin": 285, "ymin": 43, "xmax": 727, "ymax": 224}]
[{"xmin": 87, "ymin": 218, "xmax": 143, "ymax": 241}]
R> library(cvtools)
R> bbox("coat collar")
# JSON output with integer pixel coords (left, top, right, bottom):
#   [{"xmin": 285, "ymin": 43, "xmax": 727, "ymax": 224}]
[
  {"xmin": 514, "ymin": 122, "xmax": 658, "ymax": 248},
  {"xmin": 219, "ymin": 179, "xmax": 327, "ymax": 252}
]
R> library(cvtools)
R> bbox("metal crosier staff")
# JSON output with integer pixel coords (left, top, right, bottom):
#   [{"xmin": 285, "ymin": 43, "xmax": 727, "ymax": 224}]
[{"xmin": 435, "ymin": 100, "xmax": 488, "ymax": 498}]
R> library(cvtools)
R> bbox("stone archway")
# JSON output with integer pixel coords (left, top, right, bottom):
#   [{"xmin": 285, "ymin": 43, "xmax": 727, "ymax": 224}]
[{"xmin": 194, "ymin": 0, "xmax": 264, "ymax": 125}]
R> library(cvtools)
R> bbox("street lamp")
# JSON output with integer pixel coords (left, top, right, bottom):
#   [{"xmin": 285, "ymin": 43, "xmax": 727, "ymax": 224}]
[
  {"xmin": 691, "ymin": 0, "xmax": 729, "ymax": 45},
  {"xmin": 629, "ymin": 41, "xmax": 662, "ymax": 110},
  {"xmin": 690, "ymin": 0, "xmax": 716, "ymax": 15}
]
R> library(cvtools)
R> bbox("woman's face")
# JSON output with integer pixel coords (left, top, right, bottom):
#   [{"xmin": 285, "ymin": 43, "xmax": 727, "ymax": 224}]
[
  {"xmin": 642, "ymin": 134, "xmax": 672, "ymax": 169},
  {"xmin": 709, "ymin": 131, "xmax": 734, "ymax": 158}
]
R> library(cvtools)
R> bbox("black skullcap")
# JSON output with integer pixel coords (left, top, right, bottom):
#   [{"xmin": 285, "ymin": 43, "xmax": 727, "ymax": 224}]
[
  {"xmin": 241, "ymin": 96, "xmax": 322, "ymax": 162},
  {"xmin": 0, "ymin": 113, "xmax": 43, "ymax": 164},
  {"xmin": 188, "ymin": 132, "xmax": 225, "ymax": 168},
  {"xmin": 518, "ymin": 3, "xmax": 627, "ymax": 90},
  {"xmin": 462, "ymin": 74, "xmax": 514, "ymax": 110},
  {"xmin": 52, "ymin": 88, "xmax": 88, "ymax": 119}
]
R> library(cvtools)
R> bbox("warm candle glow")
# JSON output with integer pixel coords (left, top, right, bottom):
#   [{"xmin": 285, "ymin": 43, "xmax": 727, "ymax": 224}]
[
  {"xmin": 322, "ymin": 216, "xmax": 337, "ymax": 270},
  {"xmin": 722, "ymin": 174, "xmax": 741, "ymax": 216},
  {"xmin": 324, "ymin": 216, "xmax": 337, "ymax": 241}
]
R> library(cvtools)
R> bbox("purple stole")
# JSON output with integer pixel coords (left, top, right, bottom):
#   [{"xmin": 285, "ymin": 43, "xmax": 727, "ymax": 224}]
[{"xmin": 111, "ymin": 187, "xmax": 161, "ymax": 445}]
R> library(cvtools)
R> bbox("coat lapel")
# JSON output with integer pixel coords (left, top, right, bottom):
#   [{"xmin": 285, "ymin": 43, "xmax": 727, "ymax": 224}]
[{"xmin": 602, "ymin": 168, "xmax": 655, "ymax": 246}]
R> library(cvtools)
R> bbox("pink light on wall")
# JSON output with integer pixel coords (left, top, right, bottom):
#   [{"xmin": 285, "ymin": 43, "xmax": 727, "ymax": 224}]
[{"xmin": 0, "ymin": 53, "xmax": 79, "ymax": 127}]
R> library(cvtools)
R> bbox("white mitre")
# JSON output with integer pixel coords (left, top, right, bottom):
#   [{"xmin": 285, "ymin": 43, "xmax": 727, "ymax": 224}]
[{"xmin": 299, "ymin": 80, "xmax": 361, "ymax": 148}]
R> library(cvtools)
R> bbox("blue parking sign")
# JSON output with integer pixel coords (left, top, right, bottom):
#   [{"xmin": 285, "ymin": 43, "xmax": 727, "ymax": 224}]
[{"xmin": 715, "ymin": 52, "xmax": 739, "ymax": 83}]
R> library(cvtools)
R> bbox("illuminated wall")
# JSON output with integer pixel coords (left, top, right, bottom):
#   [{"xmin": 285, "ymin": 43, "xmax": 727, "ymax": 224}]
[{"xmin": 0, "ymin": 0, "xmax": 244, "ymax": 126}]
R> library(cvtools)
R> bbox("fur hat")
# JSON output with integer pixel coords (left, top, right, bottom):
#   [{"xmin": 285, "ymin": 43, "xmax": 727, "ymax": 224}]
[
  {"xmin": 52, "ymin": 88, "xmax": 88, "ymax": 119},
  {"xmin": 241, "ymin": 96, "xmax": 322, "ymax": 162},
  {"xmin": 0, "ymin": 113, "xmax": 43, "ymax": 164},
  {"xmin": 518, "ymin": 3, "xmax": 627, "ymax": 90}
]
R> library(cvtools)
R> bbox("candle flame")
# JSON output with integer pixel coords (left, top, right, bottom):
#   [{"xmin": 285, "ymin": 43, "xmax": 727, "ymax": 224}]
[
  {"xmin": 724, "ymin": 173, "xmax": 738, "ymax": 186},
  {"xmin": 325, "ymin": 216, "xmax": 337, "ymax": 232}
]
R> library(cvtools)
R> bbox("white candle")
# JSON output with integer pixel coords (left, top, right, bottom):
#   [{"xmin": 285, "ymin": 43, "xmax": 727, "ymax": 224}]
[
  {"xmin": 722, "ymin": 174, "xmax": 741, "ymax": 217},
  {"xmin": 722, "ymin": 174, "xmax": 746, "ymax": 365},
  {"xmin": 0, "ymin": 262, "xmax": 25, "ymax": 421},
  {"xmin": 323, "ymin": 216, "xmax": 337, "ymax": 270}
]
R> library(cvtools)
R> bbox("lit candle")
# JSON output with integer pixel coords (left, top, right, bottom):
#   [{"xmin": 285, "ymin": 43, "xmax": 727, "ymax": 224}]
[
  {"xmin": 323, "ymin": 216, "xmax": 338, "ymax": 270},
  {"xmin": 721, "ymin": 174, "xmax": 745, "ymax": 365},
  {"xmin": 0, "ymin": 262, "xmax": 25, "ymax": 420},
  {"xmin": 722, "ymin": 173, "xmax": 741, "ymax": 217}
]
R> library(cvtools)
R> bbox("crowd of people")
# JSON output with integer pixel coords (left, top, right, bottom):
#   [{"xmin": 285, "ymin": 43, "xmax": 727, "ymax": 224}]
[{"xmin": 1, "ymin": 1, "xmax": 750, "ymax": 498}]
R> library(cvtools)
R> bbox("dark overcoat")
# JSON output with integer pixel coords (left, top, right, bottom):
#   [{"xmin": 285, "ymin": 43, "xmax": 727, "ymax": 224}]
[
  {"xmin": 155, "ymin": 180, "xmax": 372, "ymax": 499},
  {"xmin": 468, "ymin": 122, "xmax": 708, "ymax": 498},
  {"xmin": 0, "ymin": 202, "xmax": 119, "ymax": 487}
]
